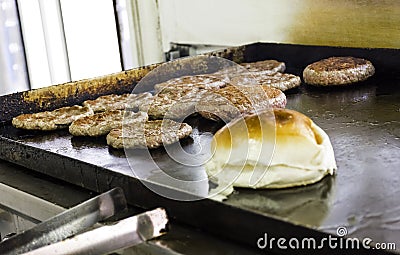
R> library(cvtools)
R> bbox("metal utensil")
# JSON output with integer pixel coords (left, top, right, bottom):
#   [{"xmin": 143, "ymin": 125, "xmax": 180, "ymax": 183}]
[
  {"xmin": 0, "ymin": 187, "xmax": 127, "ymax": 254},
  {"xmin": 23, "ymin": 208, "xmax": 168, "ymax": 255}
]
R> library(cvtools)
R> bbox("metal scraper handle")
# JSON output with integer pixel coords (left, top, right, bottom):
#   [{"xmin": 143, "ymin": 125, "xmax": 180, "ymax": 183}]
[
  {"xmin": 0, "ymin": 187, "xmax": 127, "ymax": 255},
  {"xmin": 22, "ymin": 208, "xmax": 168, "ymax": 255}
]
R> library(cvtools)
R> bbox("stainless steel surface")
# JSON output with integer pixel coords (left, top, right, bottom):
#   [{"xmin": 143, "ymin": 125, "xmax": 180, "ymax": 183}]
[
  {"xmin": 0, "ymin": 183, "xmax": 64, "ymax": 223},
  {"xmin": 0, "ymin": 160, "xmax": 259, "ymax": 255},
  {"xmin": 285, "ymin": 82, "xmax": 400, "ymax": 242},
  {"xmin": 0, "ymin": 188, "xmax": 127, "ymax": 255},
  {"xmin": 23, "ymin": 208, "xmax": 168, "ymax": 255}
]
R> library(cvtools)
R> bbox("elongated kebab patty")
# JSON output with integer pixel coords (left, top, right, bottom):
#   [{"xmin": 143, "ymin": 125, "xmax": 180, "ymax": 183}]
[
  {"xmin": 212, "ymin": 59, "xmax": 286, "ymax": 77},
  {"xmin": 196, "ymin": 85, "xmax": 287, "ymax": 122},
  {"xmin": 83, "ymin": 92, "xmax": 153, "ymax": 112},
  {"xmin": 107, "ymin": 119, "xmax": 192, "ymax": 149},
  {"xmin": 153, "ymin": 75, "xmax": 226, "ymax": 94},
  {"xmin": 12, "ymin": 106, "xmax": 93, "ymax": 131},
  {"xmin": 211, "ymin": 60, "xmax": 300, "ymax": 91},
  {"xmin": 141, "ymin": 75, "xmax": 228, "ymax": 119},
  {"xmin": 229, "ymin": 72, "xmax": 301, "ymax": 91},
  {"xmin": 240, "ymin": 59, "xmax": 286, "ymax": 74},
  {"xmin": 69, "ymin": 110, "xmax": 148, "ymax": 137}
]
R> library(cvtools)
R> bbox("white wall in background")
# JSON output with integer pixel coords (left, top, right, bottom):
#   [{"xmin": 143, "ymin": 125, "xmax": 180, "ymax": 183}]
[
  {"xmin": 117, "ymin": 0, "xmax": 164, "ymax": 68},
  {"xmin": 157, "ymin": 0, "xmax": 301, "ymax": 52},
  {"xmin": 17, "ymin": 0, "xmax": 53, "ymax": 89},
  {"xmin": 60, "ymin": 0, "xmax": 122, "ymax": 81},
  {"xmin": 0, "ymin": 0, "xmax": 29, "ymax": 95},
  {"xmin": 134, "ymin": 0, "xmax": 164, "ymax": 65},
  {"xmin": 17, "ymin": 0, "xmax": 122, "ymax": 90},
  {"xmin": 37, "ymin": 0, "xmax": 70, "ymax": 85},
  {"xmin": 157, "ymin": 0, "xmax": 400, "ymax": 51}
]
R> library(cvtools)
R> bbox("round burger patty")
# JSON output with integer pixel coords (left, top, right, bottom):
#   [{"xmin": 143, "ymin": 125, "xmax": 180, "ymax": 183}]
[
  {"xmin": 106, "ymin": 119, "xmax": 192, "ymax": 149},
  {"xmin": 303, "ymin": 56, "xmax": 375, "ymax": 86},
  {"xmin": 12, "ymin": 105, "xmax": 94, "ymax": 131},
  {"xmin": 69, "ymin": 110, "xmax": 148, "ymax": 137}
]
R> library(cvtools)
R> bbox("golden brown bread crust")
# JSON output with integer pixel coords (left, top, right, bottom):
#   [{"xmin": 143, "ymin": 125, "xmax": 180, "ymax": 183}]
[
  {"xmin": 206, "ymin": 108, "xmax": 337, "ymax": 191},
  {"xmin": 303, "ymin": 56, "xmax": 375, "ymax": 86},
  {"xmin": 12, "ymin": 106, "xmax": 93, "ymax": 131},
  {"xmin": 213, "ymin": 108, "xmax": 320, "ymax": 149}
]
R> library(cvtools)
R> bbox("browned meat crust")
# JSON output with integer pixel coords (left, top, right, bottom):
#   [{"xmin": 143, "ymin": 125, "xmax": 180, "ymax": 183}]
[
  {"xmin": 240, "ymin": 60, "xmax": 286, "ymax": 74},
  {"xmin": 195, "ymin": 85, "xmax": 287, "ymax": 122},
  {"xmin": 83, "ymin": 93, "xmax": 153, "ymax": 112},
  {"xmin": 69, "ymin": 110, "xmax": 148, "ymax": 137},
  {"xmin": 153, "ymin": 75, "xmax": 227, "ymax": 94},
  {"xmin": 142, "ymin": 75, "xmax": 228, "ymax": 119},
  {"xmin": 303, "ymin": 56, "xmax": 375, "ymax": 86},
  {"xmin": 230, "ymin": 72, "xmax": 301, "ymax": 91},
  {"xmin": 106, "ymin": 119, "xmax": 192, "ymax": 149},
  {"xmin": 12, "ymin": 106, "xmax": 93, "ymax": 131}
]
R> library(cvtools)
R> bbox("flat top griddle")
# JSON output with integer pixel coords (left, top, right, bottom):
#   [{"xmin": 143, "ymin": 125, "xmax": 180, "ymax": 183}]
[{"xmin": 0, "ymin": 43, "xmax": 399, "ymax": 254}]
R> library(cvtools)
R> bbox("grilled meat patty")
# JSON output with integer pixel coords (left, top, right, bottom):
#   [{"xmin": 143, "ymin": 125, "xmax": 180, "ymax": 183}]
[
  {"xmin": 12, "ymin": 106, "xmax": 93, "ymax": 131},
  {"xmin": 229, "ymin": 72, "xmax": 301, "ymax": 91},
  {"xmin": 142, "ymin": 75, "xmax": 228, "ymax": 120},
  {"xmin": 83, "ymin": 93, "xmax": 153, "ymax": 112},
  {"xmin": 211, "ymin": 60, "xmax": 285, "ymax": 79},
  {"xmin": 153, "ymin": 75, "xmax": 226, "ymax": 94},
  {"xmin": 211, "ymin": 60, "xmax": 299, "ymax": 91},
  {"xmin": 106, "ymin": 119, "xmax": 192, "ymax": 149},
  {"xmin": 195, "ymin": 85, "xmax": 287, "ymax": 122},
  {"xmin": 69, "ymin": 110, "xmax": 148, "ymax": 137},
  {"xmin": 240, "ymin": 60, "xmax": 286, "ymax": 75},
  {"xmin": 303, "ymin": 56, "xmax": 375, "ymax": 86}
]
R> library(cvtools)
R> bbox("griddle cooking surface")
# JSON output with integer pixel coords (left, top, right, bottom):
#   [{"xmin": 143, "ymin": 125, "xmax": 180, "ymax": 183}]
[
  {"xmin": 0, "ymin": 117, "xmax": 223, "ymax": 181},
  {"xmin": 229, "ymin": 79, "xmax": 400, "ymax": 244},
  {"xmin": 1, "ymin": 43, "xmax": 399, "ymax": 252}
]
